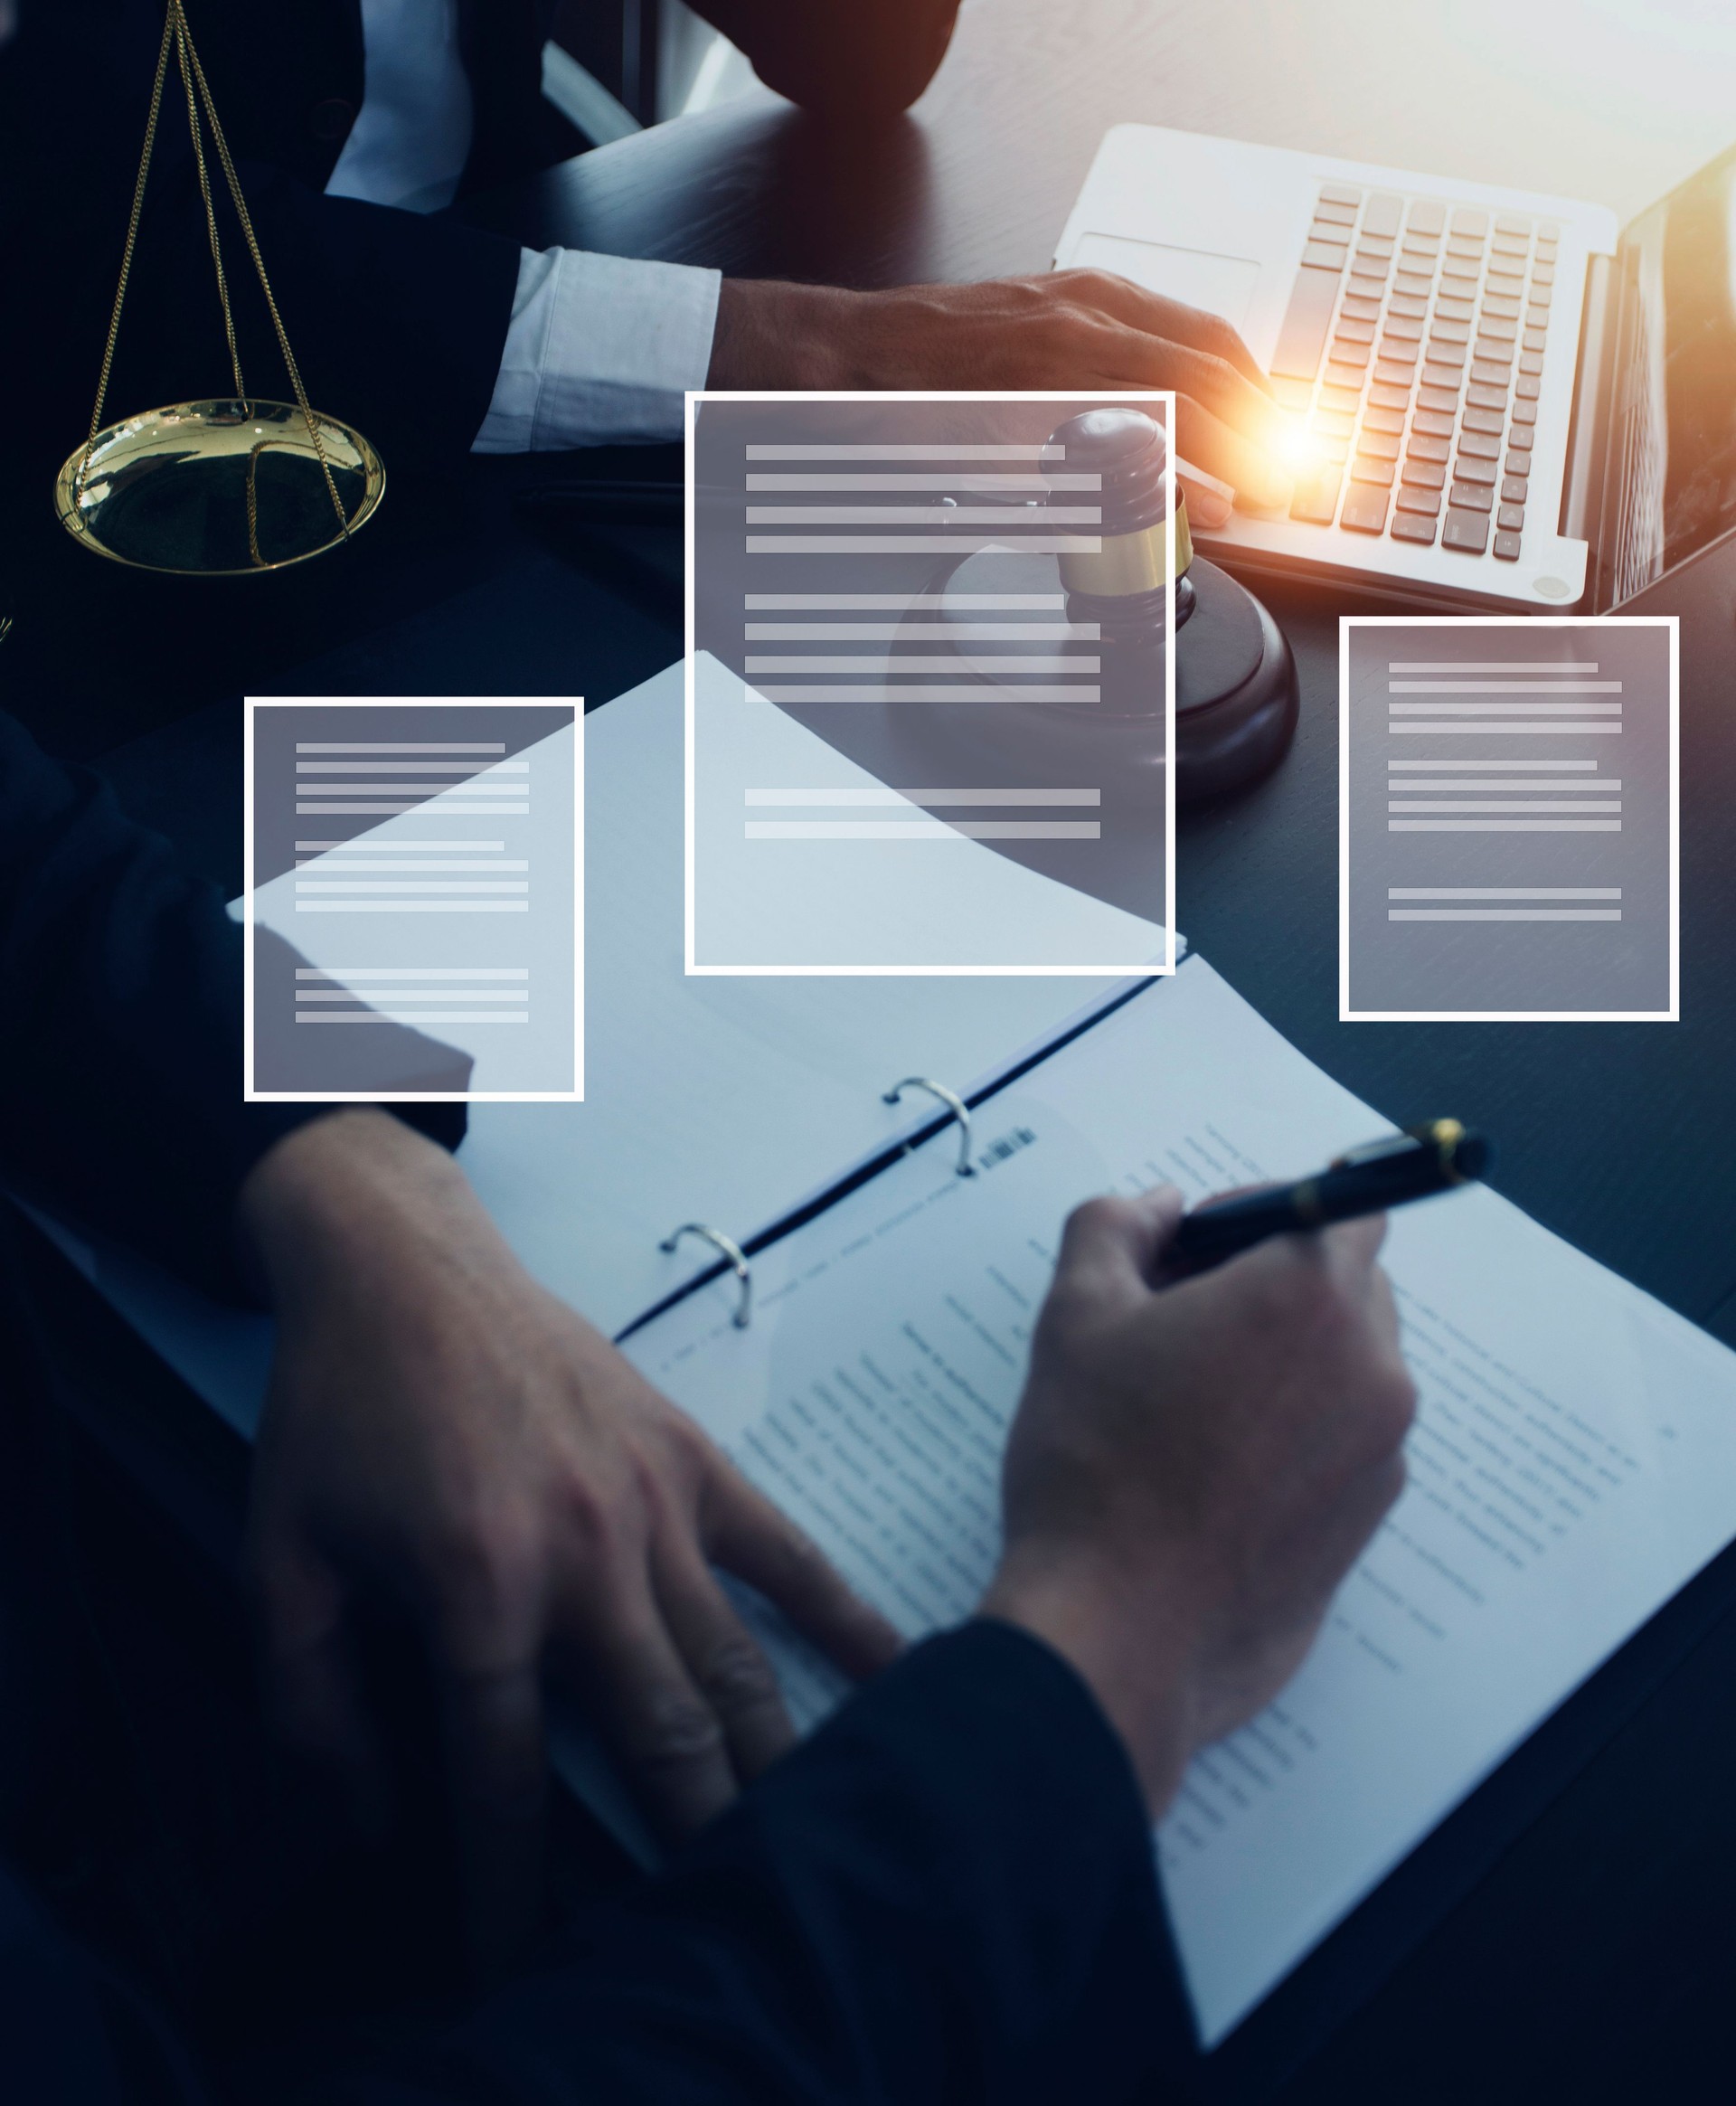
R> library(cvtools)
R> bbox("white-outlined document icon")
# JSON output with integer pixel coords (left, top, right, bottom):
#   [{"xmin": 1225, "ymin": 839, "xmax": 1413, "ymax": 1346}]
[
  {"xmin": 245, "ymin": 699, "xmax": 582, "ymax": 1100},
  {"xmin": 1341, "ymin": 618, "xmax": 1677, "ymax": 1021}
]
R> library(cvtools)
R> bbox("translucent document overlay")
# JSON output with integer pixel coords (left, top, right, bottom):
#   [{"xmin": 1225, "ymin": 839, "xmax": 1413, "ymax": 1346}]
[
  {"xmin": 621, "ymin": 958, "xmax": 1736, "ymax": 2044},
  {"xmin": 246, "ymin": 700, "xmax": 581, "ymax": 1100},
  {"xmin": 1341, "ymin": 618, "xmax": 1677, "ymax": 1020},
  {"xmin": 687, "ymin": 392, "xmax": 1175, "ymax": 973}
]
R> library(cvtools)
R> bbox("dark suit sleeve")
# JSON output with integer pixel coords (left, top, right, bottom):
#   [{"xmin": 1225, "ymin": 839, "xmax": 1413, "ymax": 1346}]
[
  {"xmin": 0, "ymin": 708, "xmax": 465, "ymax": 1299},
  {"xmin": 326, "ymin": 1623, "xmax": 1200, "ymax": 2106},
  {"xmin": 1, "ymin": 2, "xmax": 524, "ymax": 506}
]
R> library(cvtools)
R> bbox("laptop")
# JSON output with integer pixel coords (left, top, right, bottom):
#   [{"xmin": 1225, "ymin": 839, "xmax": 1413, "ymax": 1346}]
[{"xmin": 1053, "ymin": 125, "xmax": 1736, "ymax": 612}]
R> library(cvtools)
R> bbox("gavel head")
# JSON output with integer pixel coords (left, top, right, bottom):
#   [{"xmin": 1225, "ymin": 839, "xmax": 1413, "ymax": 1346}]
[{"xmin": 1046, "ymin": 406, "xmax": 1192, "ymax": 604}]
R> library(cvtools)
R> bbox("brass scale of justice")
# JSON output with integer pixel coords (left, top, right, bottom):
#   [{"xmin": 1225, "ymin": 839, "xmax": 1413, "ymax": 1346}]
[
  {"xmin": 59, "ymin": 4, "xmax": 1296, "ymax": 797},
  {"xmin": 53, "ymin": 0, "xmax": 384, "ymax": 575}
]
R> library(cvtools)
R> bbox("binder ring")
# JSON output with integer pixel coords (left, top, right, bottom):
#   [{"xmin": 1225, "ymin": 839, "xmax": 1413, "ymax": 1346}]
[
  {"xmin": 882, "ymin": 1076, "xmax": 976, "ymax": 1177},
  {"xmin": 658, "ymin": 1222, "xmax": 752, "ymax": 1328}
]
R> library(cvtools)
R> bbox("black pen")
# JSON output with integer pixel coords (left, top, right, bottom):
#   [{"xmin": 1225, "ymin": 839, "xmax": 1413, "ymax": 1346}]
[{"xmin": 1171, "ymin": 1119, "xmax": 1493, "ymax": 1270}]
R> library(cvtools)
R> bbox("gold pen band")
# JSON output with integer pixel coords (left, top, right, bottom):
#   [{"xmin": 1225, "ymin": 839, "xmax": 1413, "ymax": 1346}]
[{"xmin": 1057, "ymin": 496, "xmax": 1192, "ymax": 595}]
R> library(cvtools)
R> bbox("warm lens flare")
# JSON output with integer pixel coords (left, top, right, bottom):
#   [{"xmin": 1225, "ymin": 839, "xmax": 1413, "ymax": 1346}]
[{"xmin": 1273, "ymin": 419, "xmax": 1327, "ymax": 472}]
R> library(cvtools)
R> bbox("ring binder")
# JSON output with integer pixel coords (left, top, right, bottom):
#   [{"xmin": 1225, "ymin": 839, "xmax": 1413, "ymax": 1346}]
[
  {"xmin": 658, "ymin": 1222, "xmax": 752, "ymax": 1328},
  {"xmin": 882, "ymin": 1077, "xmax": 976, "ymax": 1177}
]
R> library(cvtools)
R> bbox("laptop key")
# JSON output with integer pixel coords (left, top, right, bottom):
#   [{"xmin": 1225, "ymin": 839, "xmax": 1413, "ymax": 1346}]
[
  {"xmin": 1320, "ymin": 183, "xmax": 1363, "ymax": 205},
  {"xmin": 1373, "ymin": 360, "xmax": 1415, "ymax": 388},
  {"xmin": 1320, "ymin": 382, "xmax": 1363, "ymax": 412},
  {"xmin": 1502, "ymin": 476, "xmax": 1529, "ymax": 504},
  {"xmin": 1412, "ymin": 408, "xmax": 1457, "ymax": 437},
  {"xmin": 1468, "ymin": 381, "xmax": 1509, "ymax": 409},
  {"xmin": 1458, "ymin": 430, "xmax": 1502, "ymax": 459},
  {"xmin": 1382, "ymin": 312, "xmax": 1423, "ymax": 340},
  {"xmin": 1454, "ymin": 456, "xmax": 1499, "ymax": 486},
  {"xmin": 1314, "ymin": 200, "xmax": 1359, "ymax": 227},
  {"xmin": 1393, "ymin": 270, "xmax": 1436, "ymax": 297},
  {"xmin": 1418, "ymin": 384, "xmax": 1461, "ymax": 413},
  {"xmin": 1533, "ymin": 262, "xmax": 1556, "ymax": 287},
  {"xmin": 1429, "ymin": 317, "xmax": 1470, "ymax": 344},
  {"xmin": 1519, "ymin": 351, "xmax": 1545, "ymax": 376},
  {"xmin": 1481, "ymin": 293, "xmax": 1521, "ymax": 320},
  {"xmin": 1525, "ymin": 302, "xmax": 1551, "ymax": 327},
  {"xmin": 1494, "ymin": 214, "xmax": 1533, "ymax": 236},
  {"xmin": 1442, "ymin": 507, "xmax": 1491, "ymax": 552},
  {"xmin": 1497, "ymin": 503, "xmax": 1525, "ymax": 530},
  {"xmin": 1359, "ymin": 429, "xmax": 1401, "ymax": 460},
  {"xmin": 1363, "ymin": 194, "xmax": 1404, "ymax": 237},
  {"xmin": 1422, "ymin": 363, "xmax": 1465, "ymax": 391},
  {"xmin": 1510, "ymin": 395, "xmax": 1538, "ymax": 422},
  {"xmin": 1302, "ymin": 239, "xmax": 1349, "ymax": 270},
  {"xmin": 1524, "ymin": 329, "xmax": 1548, "ymax": 354},
  {"xmin": 1325, "ymin": 361, "xmax": 1367, "ymax": 391},
  {"xmin": 1505, "ymin": 451, "xmax": 1532, "ymax": 477},
  {"xmin": 1434, "ymin": 295, "xmax": 1475, "ymax": 324},
  {"xmin": 1407, "ymin": 433, "xmax": 1451, "ymax": 463},
  {"xmin": 1493, "ymin": 529, "xmax": 1523, "ymax": 560},
  {"xmin": 1339, "ymin": 484, "xmax": 1391, "ymax": 533},
  {"xmin": 1368, "ymin": 382, "xmax": 1412, "ymax": 410},
  {"xmin": 1334, "ymin": 316, "xmax": 1376, "ymax": 344},
  {"xmin": 1471, "ymin": 360, "xmax": 1512, "ymax": 387},
  {"xmin": 1491, "ymin": 233, "xmax": 1530, "ymax": 258},
  {"xmin": 1450, "ymin": 208, "xmax": 1489, "ymax": 236},
  {"xmin": 1363, "ymin": 405, "xmax": 1406, "ymax": 434},
  {"xmin": 1388, "ymin": 292, "xmax": 1429, "ymax": 319},
  {"xmin": 1391, "ymin": 510, "xmax": 1437, "ymax": 544},
  {"xmin": 1449, "ymin": 481, "xmax": 1494, "ymax": 512},
  {"xmin": 1395, "ymin": 484, "xmax": 1442, "ymax": 515},
  {"xmin": 1506, "ymin": 423, "xmax": 1534, "ymax": 449},
  {"xmin": 1350, "ymin": 455, "xmax": 1395, "ymax": 486},
  {"xmin": 1401, "ymin": 459, "xmax": 1447, "ymax": 490},
  {"xmin": 1341, "ymin": 293, "xmax": 1383, "ymax": 322},
  {"xmin": 1515, "ymin": 374, "xmax": 1542, "ymax": 400},
  {"xmin": 1376, "ymin": 339, "xmax": 1419, "ymax": 365},
  {"xmin": 1288, "ymin": 466, "xmax": 1342, "ymax": 523},
  {"xmin": 1478, "ymin": 314, "xmax": 1517, "ymax": 341},
  {"xmin": 1407, "ymin": 200, "xmax": 1447, "ymax": 234}
]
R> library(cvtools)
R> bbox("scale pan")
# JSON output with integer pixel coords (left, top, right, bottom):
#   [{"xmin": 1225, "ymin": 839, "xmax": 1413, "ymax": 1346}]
[{"xmin": 54, "ymin": 399, "xmax": 384, "ymax": 576}]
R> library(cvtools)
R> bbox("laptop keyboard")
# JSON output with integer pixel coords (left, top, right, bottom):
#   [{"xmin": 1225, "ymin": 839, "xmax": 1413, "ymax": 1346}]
[{"xmin": 1267, "ymin": 187, "xmax": 1560, "ymax": 562}]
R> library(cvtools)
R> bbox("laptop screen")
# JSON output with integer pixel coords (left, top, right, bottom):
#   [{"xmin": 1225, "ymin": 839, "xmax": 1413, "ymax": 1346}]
[{"xmin": 1601, "ymin": 140, "xmax": 1736, "ymax": 604}]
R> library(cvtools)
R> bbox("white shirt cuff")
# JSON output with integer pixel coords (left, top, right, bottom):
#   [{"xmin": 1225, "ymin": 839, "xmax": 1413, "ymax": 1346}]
[{"xmin": 473, "ymin": 246, "xmax": 722, "ymax": 452}]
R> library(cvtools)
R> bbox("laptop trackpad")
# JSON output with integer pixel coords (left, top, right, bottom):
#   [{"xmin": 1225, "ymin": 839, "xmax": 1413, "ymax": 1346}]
[{"xmin": 1070, "ymin": 232, "xmax": 1261, "ymax": 330}]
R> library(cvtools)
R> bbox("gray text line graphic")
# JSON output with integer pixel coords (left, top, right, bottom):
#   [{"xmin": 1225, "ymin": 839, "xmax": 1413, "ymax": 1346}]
[
  {"xmin": 296, "ymin": 968, "xmax": 530, "ymax": 977},
  {"xmin": 750, "ymin": 685, "xmax": 1100, "ymax": 704},
  {"xmin": 1387, "ymin": 759, "xmax": 1597, "ymax": 770},
  {"xmin": 295, "ymin": 760, "xmax": 529, "ymax": 773},
  {"xmin": 1386, "ymin": 662, "xmax": 1599, "ymax": 674},
  {"xmin": 1387, "ymin": 820, "xmax": 1622, "ymax": 832},
  {"xmin": 743, "ymin": 445, "xmax": 1066, "ymax": 459},
  {"xmin": 743, "ymin": 593, "xmax": 1066, "ymax": 609},
  {"xmin": 295, "ymin": 838, "xmax": 506, "ymax": 850},
  {"xmin": 743, "ymin": 788, "xmax": 1100, "ymax": 807},
  {"xmin": 295, "ymin": 1011, "xmax": 530, "ymax": 1022},
  {"xmin": 1377, "ymin": 779, "xmax": 1622, "ymax": 792},
  {"xmin": 294, "ymin": 741, "xmax": 505, "ymax": 754},
  {"xmin": 296, "ymin": 988, "xmax": 531, "ymax": 1002},
  {"xmin": 1386, "ymin": 724, "xmax": 1623, "ymax": 736},
  {"xmin": 1387, "ymin": 703, "xmax": 1622, "ymax": 716},
  {"xmin": 1386, "ymin": 801, "xmax": 1622, "ymax": 814},
  {"xmin": 292, "ymin": 902, "xmax": 531, "ymax": 911},
  {"xmin": 1386, "ymin": 680, "xmax": 1622, "ymax": 694},
  {"xmin": 745, "ymin": 536, "xmax": 1104, "ymax": 554},
  {"xmin": 1386, "ymin": 888, "xmax": 1621, "ymax": 899},
  {"xmin": 296, "ymin": 802, "xmax": 531, "ymax": 814},
  {"xmin": 746, "ymin": 505, "xmax": 1101, "ymax": 526},
  {"xmin": 296, "ymin": 860, "xmax": 528, "ymax": 873},
  {"xmin": 744, "ymin": 474, "xmax": 1101, "ymax": 492},
  {"xmin": 743, "ymin": 622, "xmax": 1097, "ymax": 639},
  {"xmin": 745, "ymin": 655, "xmax": 1100, "ymax": 675},
  {"xmin": 1386, "ymin": 910, "xmax": 1622, "ymax": 921},
  {"xmin": 743, "ymin": 820, "xmax": 1102, "ymax": 840}
]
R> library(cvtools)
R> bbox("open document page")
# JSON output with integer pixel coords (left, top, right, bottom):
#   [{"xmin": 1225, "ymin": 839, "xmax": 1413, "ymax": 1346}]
[
  {"xmin": 620, "ymin": 953, "xmax": 1736, "ymax": 2045},
  {"xmin": 27, "ymin": 659, "xmax": 1167, "ymax": 1428}
]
